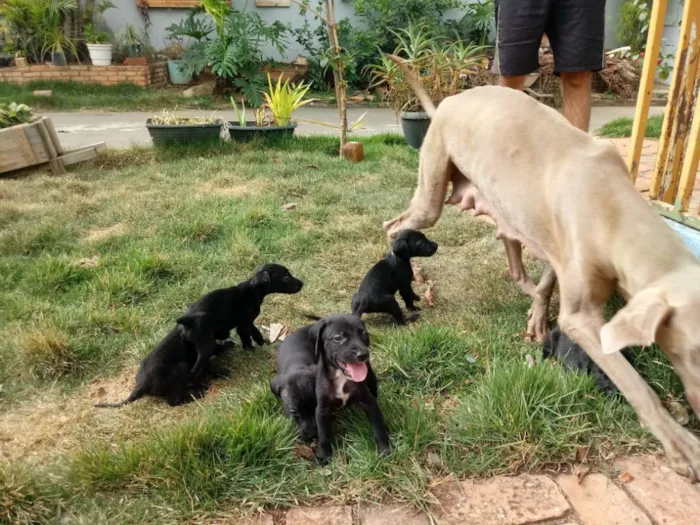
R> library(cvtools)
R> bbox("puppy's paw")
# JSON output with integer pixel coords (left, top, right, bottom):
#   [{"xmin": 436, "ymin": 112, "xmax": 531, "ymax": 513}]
[
  {"xmin": 313, "ymin": 453, "xmax": 330, "ymax": 466},
  {"xmin": 406, "ymin": 313, "xmax": 421, "ymax": 323},
  {"xmin": 408, "ymin": 305, "xmax": 421, "ymax": 312},
  {"xmin": 377, "ymin": 442, "xmax": 391, "ymax": 457},
  {"xmin": 412, "ymin": 293, "xmax": 421, "ymax": 302}
]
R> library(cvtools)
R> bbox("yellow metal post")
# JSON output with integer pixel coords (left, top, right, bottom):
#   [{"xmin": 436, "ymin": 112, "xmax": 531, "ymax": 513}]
[
  {"xmin": 628, "ymin": 0, "xmax": 668, "ymax": 182},
  {"xmin": 651, "ymin": 0, "xmax": 700, "ymax": 202}
]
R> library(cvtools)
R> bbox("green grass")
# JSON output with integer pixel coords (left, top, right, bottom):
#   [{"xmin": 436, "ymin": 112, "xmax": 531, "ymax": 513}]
[
  {"xmin": 0, "ymin": 134, "xmax": 686, "ymax": 524},
  {"xmin": 0, "ymin": 80, "xmax": 220, "ymax": 111},
  {"xmin": 597, "ymin": 114, "xmax": 664, "ymax": 139}
]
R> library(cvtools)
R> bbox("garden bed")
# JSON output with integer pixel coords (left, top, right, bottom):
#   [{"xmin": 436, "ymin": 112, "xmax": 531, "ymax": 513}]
[{"xmin": 0, "ymin": 62, "xmax": 168, "ymax": 88}]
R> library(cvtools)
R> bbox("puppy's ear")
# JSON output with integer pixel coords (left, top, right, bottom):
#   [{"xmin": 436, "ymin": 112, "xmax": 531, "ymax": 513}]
[
  {"xmin": 251, "ymin": 269, "xmax": 270, "ymax": 290},
  {"xmin": 269, "ymin": 376, "xmax": 283, "ymax": 398},
  {"xmin": 176, "ymin": 312, "xmax": 206, "ymax": 328},
  {"xmin": 392, "ymin": 238, "xmax": 410, "ymax": 259},
  {"xmin": 601, "ymin": 289, "xmax": 673, "ymax": 355},
  {"xmin": 542, "ymin": 327, "xmax": 558, "ymax": 359},
  {"xmin": 309, "ymin": 319, "xmax": 326, "ymax": 362}
]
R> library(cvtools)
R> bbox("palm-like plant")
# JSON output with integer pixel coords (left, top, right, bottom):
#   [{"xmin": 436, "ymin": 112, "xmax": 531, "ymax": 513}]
[{"xmin": 263, "ymin": 74, "xmax": 315, "ymax": 126}]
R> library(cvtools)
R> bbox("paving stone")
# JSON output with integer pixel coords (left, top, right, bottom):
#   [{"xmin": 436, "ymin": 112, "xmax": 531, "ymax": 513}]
[
  {"xmin": 556, "ymin": 473, "xmax": 651, "ymax": 525},
  {"xmin": 614, "ymin": 455, "xmax": 700, "ymax": 525},
  {"xmin": 285, "ymin": 505, "xmax": 352, "ymax": 525},
  {"xmin": 432, "ymin": 474, "xmax": 571, "ymax": 525},
  {"xmin": 359, "ymin": 503, "xmax": 430, "ymax": 525}
]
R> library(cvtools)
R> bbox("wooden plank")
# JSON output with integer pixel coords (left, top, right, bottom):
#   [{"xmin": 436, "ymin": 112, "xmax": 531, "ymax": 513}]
[
  {"xmin": 629, "ymin": 0, "xmax": 668, "ymax": 182},
  {"xmin": 653, "ymin": 0, "xmax": 700, "ymax": 203},
  {"xmin": 43, "ymin": 117, "xmax": 64, "ymax": 155},
  {"xmin": 57, "ymin": 142, "xmax": 106, "ymax": 166},
  {"xmin": 35, "ymin": 120, "xmax": 66, "ymax": 175},
  {"xmin": 255, "ymin": 0, "xmax": 291, "ymax": 6}
]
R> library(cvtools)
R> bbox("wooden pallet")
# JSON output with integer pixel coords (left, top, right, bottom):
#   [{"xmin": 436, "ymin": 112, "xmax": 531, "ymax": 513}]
[{"xmin": 0, "ymin": 116, "xmax": 105, "ymax": 175}]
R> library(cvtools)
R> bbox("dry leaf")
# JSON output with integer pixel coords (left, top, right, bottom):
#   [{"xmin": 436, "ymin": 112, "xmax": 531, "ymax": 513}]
[
  {"xmin": 77, "ymin": 256, "xmax": 100, "ymax": 268},
  {"xmin": 295, "ymin": 444, "xmax": 315, "ymax": 460},
  {"xmin": 278, "ymin": 326, "xmax": 290, "ymax": 341},
  {"xmin": 525, "ymin": 355, "xmax": 535, "ymax": 368},
  {"xmin": 269, "ymin": 323, "xmax": 285, "ymax": 343},
  {"xmin": 574, "ymin": 464, "xmax": 591, "ymax": 483},
  {"xmin": 306, "ymin": 164, "xmax": 319, "ymax": 170},
  {"xmin": 575, "ymin": 446, "xmax": 589, "ymax": 464},
  {"xmin": 424, "ymin": 282, "xmax": 435, "ymax": 307},
  {"xmin": 281, "ymin": 203, "xmax": 297, "ymax": 211},
  {"xmin": 618, "ymin": 472, "xmax": 633, "ymax": 483},
  {"xmin": 667, "ymin": 400, "xmax": 690, "ymax": 426},
  {"xmin": 412, "ymin": 263, "xmax": 426, "ymax": 283}
]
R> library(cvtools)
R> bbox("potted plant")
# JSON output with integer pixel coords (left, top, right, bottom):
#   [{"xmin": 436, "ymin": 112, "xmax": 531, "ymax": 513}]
[
  {"xmin": 369, "ymin": 24, "xmax": 489, "ymax": 149},
  {"xmin": 164, "ymin": 10, "xmax": 212, "ymax": 85},
  {"xmin": 120, "ymin": 24, "xmax": 151, "ymax": 66},
  {"xmin": 42, "ymin": 24, "xmax": 79, "ymax": 66},
  {"xmin": 146, "ymin": 110, "xmax": 224, "ymax": 145},
  {"xmin": 227, "ymin": 74, "xmax": 314, "ymax": 142},
  {"xmin": 14, "ymin": 50, "xmax": 27, "ymax": 68},
  {"xmin": 84, "ymin": 23, "xmax": 112, "ymax": 66}
]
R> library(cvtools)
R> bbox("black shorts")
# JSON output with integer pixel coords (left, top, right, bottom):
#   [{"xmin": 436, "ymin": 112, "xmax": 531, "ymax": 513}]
[{"xmin": 493, "ymin": 0, "xmax": 606, "ymax": 76}]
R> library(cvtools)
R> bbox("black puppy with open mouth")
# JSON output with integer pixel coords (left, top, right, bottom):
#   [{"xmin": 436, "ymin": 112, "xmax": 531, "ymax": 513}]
[
  {"xmin": 352, "ymin": 229, "xmax": 437, "ymax": 325},
  {"xmin": 270, "ymin": 314, "xmax": 390, "ymax": 464}
]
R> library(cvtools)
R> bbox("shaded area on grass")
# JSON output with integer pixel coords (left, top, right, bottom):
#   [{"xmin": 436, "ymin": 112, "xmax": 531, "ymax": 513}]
[
  {"xmin": 0, "ymin": 134, "xmax": 688, "ymax": 524},
  {"xmin": 0, "ymin": 80, "xmax": 219, "ymax": 111},
  {"xmin": 597, "ymin": 114, "xmax": 664, "ymax": 139}
]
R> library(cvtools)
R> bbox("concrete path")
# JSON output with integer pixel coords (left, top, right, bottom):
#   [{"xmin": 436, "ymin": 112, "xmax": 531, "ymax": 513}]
[
  {"xmin": 237, "ymin": 456, "xmax": 700, "ymax": 525},
  {"xmin": 46, "ymin": 105, "xmax": 666, "ymax": 150}
]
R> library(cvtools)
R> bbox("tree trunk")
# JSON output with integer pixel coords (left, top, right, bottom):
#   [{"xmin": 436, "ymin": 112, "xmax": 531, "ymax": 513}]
[{"xmin": 323, "ymin": 0, "xmax": 347, "ymax": 154}]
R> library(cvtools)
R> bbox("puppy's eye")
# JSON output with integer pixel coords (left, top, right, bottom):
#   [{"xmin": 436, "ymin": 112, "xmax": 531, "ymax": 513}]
[
  {"xmin": 416, "ymin": 239, "xmax": 423, "ymax": 245},
  {"xmin": 283, "ymin": 275, "xmax": 290, "ymax": 282},
  {"xmin": 332, "ymin": 334, "xmax": 344, "ymax": 344}
]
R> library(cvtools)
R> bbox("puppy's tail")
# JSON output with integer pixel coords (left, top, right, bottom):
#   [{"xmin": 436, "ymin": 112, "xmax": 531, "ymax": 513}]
[
  {"xmin": 94, "ymin": 387, "xmax": 145, "ymax": 408},
  {"xmin": 386, "ymin": 54, "xmax": 436, "ymax": 118}
]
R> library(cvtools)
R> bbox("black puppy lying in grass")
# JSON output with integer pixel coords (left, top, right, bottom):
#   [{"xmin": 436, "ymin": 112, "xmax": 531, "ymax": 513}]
[
  {"xmin": 352, "ymin": 229, "xmax": 437, "ymax": 325},
  {"xmin": 543, "ymin": 324, "xmax": 618, "ymax": 394},
  {"xmin": 270, "ymin": 314, "xmax": 390, "ymax": 464},
  {"xmin": 95, "ymin": 263, "xmax": 303, "ymax": 408}
]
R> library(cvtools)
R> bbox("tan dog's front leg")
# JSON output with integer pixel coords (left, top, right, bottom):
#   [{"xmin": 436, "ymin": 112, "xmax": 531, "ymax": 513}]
[
  {"xmin": 503, "ymin": 239, "xmax": 553, "ymax": 342},
  {"xmin": 559, "ymin": 298, "xmax": 700, "ymax": 480}
]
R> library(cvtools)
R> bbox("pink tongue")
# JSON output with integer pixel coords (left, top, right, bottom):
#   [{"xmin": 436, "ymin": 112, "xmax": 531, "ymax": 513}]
[{"xmin": 344, "ymin": 362, "xmax": 368, "ymax": 382}]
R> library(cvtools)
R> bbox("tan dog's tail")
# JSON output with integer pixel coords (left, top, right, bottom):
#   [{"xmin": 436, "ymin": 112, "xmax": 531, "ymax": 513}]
[{"xmin": 386, "ymin": 54, "xmax": 436, "ymax": 118}]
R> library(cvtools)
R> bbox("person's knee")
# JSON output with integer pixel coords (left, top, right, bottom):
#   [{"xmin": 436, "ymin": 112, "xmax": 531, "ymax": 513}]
[
  {"xmin": 560, "ymin": 71, "xmax": 591, "ymax": 91},
  {"xmin": 499, "ymin": 75, "xmax": 527, "ymax": 90}
]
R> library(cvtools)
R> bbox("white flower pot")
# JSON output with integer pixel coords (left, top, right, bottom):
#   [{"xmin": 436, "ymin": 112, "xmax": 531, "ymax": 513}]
[{"xmin": 87, "ymin": 43, "xmax": 113, "ymax": 66}]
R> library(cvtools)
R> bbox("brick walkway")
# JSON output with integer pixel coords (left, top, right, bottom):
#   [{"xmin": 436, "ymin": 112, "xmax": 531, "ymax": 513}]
[
  {"xmin": 608, "ymin": 138, "xmax": 700, "ymax": 214},
  {"xmin": 231, "ymin": 456, "xmax": 700, "ymax": 525}
]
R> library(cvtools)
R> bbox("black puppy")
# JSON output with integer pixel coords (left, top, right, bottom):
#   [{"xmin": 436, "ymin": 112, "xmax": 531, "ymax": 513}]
[
  {"xmin": 177, "ymin": 263, "xmax": 303, "ymax": 380},
  {"xmin": 94, "ymin": 332, "xmax": 231, "ymax": 408},
  {"xmin": 352, "ymin": 229, "xmax": 437, "ymax": 324},
  {"xmin": 270, "ymin": 314, "xmax": 390, "ymax": 464},
  {"xmin": 96, "ymin": 264, "xmax": 302, "ymax": 408},
  {"xmin": 543, "ymin": 324, "xmax": 618, "ymax": 394}
]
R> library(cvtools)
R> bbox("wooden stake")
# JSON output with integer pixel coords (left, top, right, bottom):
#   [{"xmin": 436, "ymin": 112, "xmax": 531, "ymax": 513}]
[{"xmin": 340, "ymin": 141, "xmax": 364, "ymax": 162}]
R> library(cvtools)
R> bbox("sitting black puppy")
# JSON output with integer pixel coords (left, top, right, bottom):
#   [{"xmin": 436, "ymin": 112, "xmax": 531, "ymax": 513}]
[
  {"xmin": 352, "ymin": 229, "xmax": 437, "ymax": 324},
  {"xmin": 543, "ymin": 324, "xmax": 618, "ymax": 394},
  {"xmin": 270, "ymin": 314, "xmax": 390, "ymax": 464},
  {"xmin": 177, "ymin": 263, "xmax": 303, "ymax": 380},
  {"xmin": 94, "ymin": 333, "xmax": 232, "ymax": 408}
]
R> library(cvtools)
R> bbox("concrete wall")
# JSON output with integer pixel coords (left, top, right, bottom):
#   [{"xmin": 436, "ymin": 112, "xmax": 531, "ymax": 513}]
[{"xmin": 99, "ymin": 0, "xmax": 674, "ymax": 65}]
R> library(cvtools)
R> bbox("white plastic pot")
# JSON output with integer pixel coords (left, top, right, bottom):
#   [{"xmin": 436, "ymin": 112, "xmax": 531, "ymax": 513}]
[{"xmin": 87, "ymin": 43, "xmax": 113, "ymax": 66}]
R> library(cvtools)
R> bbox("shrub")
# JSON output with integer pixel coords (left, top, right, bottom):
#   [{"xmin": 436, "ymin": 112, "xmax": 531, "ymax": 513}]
[{"xmin": 617, "ymin": 0, "xmax": 652, "ymax": 53}]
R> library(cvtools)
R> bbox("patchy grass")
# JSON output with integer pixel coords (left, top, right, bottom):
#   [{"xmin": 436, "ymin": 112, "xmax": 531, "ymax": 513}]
[
  {"xmin": 0, "ymin": 134, "xmax": 685, "ymax": 523},
  {"xmin": 0, "ymin": 80, "xmax": 219, "ymax": 111},
  {"xmin": 597, "ymin": 114, "xmax": 664, "ymax": 139}
]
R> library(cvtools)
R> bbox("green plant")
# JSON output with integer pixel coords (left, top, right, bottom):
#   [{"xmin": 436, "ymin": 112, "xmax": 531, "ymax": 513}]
[
  {"xmin": 454, "ymin": 0, "xmax": 494, "ymax": 46},
  {"xmin": 179, "ymin": 3, "xmax": 287, "ymax": 106},
  {"xmin": 83, "ymin": 23, "xmax": 108, "ymax": 44},
  {"xmin": 149, "ymin": 110, "xmax": 222, "ymax": 125},
  {"xmin": 118, "ymin": 23, "xmax": 152, "ymax": 58},
  {"xmin": 0, "ymin": 101, "xmax": 33, "ymax": 128},
  {"xmin": 230, "ymin": 97, "xmax": 246, "ymax": 126},
  {"xmin": 165, "ymin": 8, "xmax": 214, "ymax": 42},
  {"xmin": 263, "ymin": 74, "xmax": 315, "ymax": 126},
  {"xmin": 0, "ymin": 0, "xmax": 79, "ymax": 63},
  {"xmin": 617, "ymin": 0, "xmax": 652, "ymax": 53},
  {"xmin": 369, "ymin": 23, "xmax": 490, "ymax": 114}
]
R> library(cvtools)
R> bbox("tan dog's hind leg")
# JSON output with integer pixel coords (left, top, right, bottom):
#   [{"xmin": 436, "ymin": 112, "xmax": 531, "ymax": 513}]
[
  {"xmin": 559, "ymin": 277, "xmax": 700, "ymax": 480},
  {"xmin": 503, "ymin": 239, "xmax": 554, "ymax": 342}
]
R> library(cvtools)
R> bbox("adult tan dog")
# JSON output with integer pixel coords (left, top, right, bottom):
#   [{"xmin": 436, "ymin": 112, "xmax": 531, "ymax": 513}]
[{"xmin": 383, "ymin": 55, "xmax": 700, "ymax": 479}]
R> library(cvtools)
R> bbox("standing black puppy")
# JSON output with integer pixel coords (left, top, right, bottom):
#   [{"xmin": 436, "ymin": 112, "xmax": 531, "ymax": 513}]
[
  {"xmin": 352, "ymin": 229, "xmax": 437, "ymax": 324},
  {"xmin": 543, "ymin": 324, "xmax": 618, "ymax": 394},
  {"xmin": 177, "ymin": 263, "xmax": 303, "ymax": 380},
  {"xmin": 270, "ymin": 314, "xmax": 390, "ymax": 464}
]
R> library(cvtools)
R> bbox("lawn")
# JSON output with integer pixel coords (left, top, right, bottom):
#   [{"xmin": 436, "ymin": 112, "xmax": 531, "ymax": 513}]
[
  {"xmin": 0, "ymin": 136, "xmax": 687, "ymax": 524},
  {"xmin": 0, "ymin": 81, "xmax": 342, "ymax": 112},
  {"xmin": 597, "ymin": 114, "xmax": 664, "ymax": 138}
]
